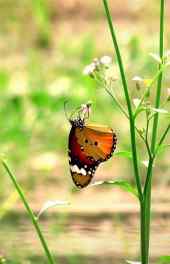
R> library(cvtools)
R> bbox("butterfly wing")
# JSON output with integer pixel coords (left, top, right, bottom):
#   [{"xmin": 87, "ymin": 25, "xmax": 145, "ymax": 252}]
[
  {"xmin": 81, "ymin": 124, "xmax": 117, "ymax": 161},
  {"xmin": 68, "ymin": 124, "xmax": 117, "ymax": 188}
]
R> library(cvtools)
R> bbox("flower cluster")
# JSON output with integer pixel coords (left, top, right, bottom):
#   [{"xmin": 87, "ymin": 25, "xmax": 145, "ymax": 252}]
[{"xmin": 83, "ymin": 55, "xmax": 112, "ymax": 77}]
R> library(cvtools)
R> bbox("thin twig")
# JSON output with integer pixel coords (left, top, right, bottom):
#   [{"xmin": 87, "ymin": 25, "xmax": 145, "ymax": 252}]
[
  {"xmin": 155, "ymin": 123, "xmax": 170, "ymax": 156},
  {"xmin": 145, "ymin": 112, "xmax": 152, "ymax": 160}
]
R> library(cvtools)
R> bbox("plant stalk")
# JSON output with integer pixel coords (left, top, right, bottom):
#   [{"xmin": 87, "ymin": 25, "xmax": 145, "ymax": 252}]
[
  {"xmin": 2, "ymin": 160, "xmax": 56, "ymax": 264},
  {"xmin": 102, "ymin": 0, "xmax": 143, "ymax": 201},
  {"xmin": 140, "ymin": 201, "xmax": 148, "ymax": 264},
  {"xmin": 143, "ymin": 0, "xmax": 165, "ymax": 263}
]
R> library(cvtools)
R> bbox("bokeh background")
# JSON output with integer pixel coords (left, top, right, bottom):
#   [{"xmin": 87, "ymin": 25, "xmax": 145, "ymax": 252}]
[{"xmin": 0, "ymin": 0, "xmax": 170, "ymax": 263}]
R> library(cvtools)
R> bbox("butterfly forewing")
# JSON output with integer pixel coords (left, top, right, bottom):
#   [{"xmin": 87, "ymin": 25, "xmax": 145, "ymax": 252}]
[
  {"xmin": 76, "ymin": 125, "xmax": 116, "ymax": 161},
  {"xmin": 68, "ymin": 123, "xmax": 117, "ymax": 188}
]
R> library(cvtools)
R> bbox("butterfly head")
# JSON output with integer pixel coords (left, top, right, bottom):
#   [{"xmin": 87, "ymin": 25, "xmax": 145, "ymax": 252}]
[
  {"xmin": 69, "ymin": 118, "xmax": 85, "ymax": 128},
  {"xmin": 69, "ymin": 102, "xmax": 92, "ymax": 128}
]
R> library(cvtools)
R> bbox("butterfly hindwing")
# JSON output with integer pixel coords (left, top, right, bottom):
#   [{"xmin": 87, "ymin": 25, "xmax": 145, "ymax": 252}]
[
  {"xmin": 68, "ymin": 126, "xmax": 99, "ymax": 188},
  {"xmin": 69, "ymin": 164, "xmax": 98, "ymax": 188}
]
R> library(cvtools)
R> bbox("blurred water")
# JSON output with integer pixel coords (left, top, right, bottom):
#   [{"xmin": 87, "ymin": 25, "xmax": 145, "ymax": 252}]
[{"xmin": 0, "ymin": 212, "xmax": 170, "ymax": 263}]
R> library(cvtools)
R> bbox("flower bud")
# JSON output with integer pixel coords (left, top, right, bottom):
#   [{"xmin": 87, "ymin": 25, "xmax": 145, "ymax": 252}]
[{"xmin": 100, "ymin": 55, "xmax": 112, "ymax": 66}]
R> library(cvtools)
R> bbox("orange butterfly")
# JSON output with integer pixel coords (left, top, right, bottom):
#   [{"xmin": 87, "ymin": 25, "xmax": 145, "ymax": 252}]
[{"xmin": 68, "ymin": 103, "xmax": 117, "ymax": 188}]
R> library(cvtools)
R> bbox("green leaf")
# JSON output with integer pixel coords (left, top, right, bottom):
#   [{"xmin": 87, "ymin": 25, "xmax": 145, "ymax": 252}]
[
  {"xmin": 114, "ymin": 151, "xmax": 132, "ymax": 159},
  {"xmin": 158, "ymin": 256, "xmax": 170, "ymax": 264},
  {"xmin": 37, "ymin": 200, "xmax": 70, "ymax": 218},
  {"xmin": 91, "ymin": 180, "xmax": 138, "ymax": 198}
]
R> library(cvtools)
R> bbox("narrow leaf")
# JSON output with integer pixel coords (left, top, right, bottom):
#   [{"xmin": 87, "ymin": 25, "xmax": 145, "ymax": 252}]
[
  {"xmin": 114, "ymin": 151, "xmax": 132, "ymax": 159},
  {"xmin": 126, "ymin": 261, "xmax": 141, "ymax": 264},
  {"xmin": 37, "ymin": 200, "xmax": 69, "ymax": 218},
  {"xmin": 151, "ymin": 107, "xmax": 168, "ymax": 114},
  {"xmin": 149, "ymin": 52, "xmax": 162, "ymax": 63},
  {"xmin": 91, "ymin": 180, "xmax": 138, "ymax": 198}
]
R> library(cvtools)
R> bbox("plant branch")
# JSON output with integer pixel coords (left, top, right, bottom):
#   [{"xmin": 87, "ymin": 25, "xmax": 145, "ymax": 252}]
[
  {"xmin": 2, "ymin": 160, "xmax": 56, "ymax": 264},
  {"xmin": 155, "ymin": 123, "xmax": 170, "ymax": 155},
  {"xmin": 134, "ymin": 64, "xmax": 166, "ymax": 119},
  {"xmin": 104, "ymin": 87, "xmax": 129, "ymax": 118},
  {"xmin": 144, "ymin": 112, "xmax": 152, "ymax": 160},
  {"xmin": 102, "ymin": 0, "xmax": 143, "ymax": 200},
  {"xmin": 105, "ymin": 86, "xmax": 152, "ymax": 148}
]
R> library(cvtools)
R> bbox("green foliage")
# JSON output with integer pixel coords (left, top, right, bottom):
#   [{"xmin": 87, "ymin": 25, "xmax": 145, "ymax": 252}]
[
  {"xmin": 158, "ymin": 256, "xmax": 170, "ymax": 264},
  {"xmin": 91, "ymin": 180, "xmax": 138, "ymax": 198}
]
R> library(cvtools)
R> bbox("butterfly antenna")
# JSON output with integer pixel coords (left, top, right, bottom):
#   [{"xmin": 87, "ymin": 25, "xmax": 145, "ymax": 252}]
[{"xmin": 82, "ymin": 101, "xmax": 92, "ymax": 121}]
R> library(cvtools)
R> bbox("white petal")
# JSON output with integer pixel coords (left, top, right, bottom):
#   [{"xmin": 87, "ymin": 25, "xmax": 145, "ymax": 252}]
[{"xmin": 100, "ymin": 55, "xmax": 112, "ymax": 65}]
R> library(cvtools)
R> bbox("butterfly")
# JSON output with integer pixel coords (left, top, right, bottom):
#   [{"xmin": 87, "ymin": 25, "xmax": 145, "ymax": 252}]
[{"xmin": 68, "ymin": 103, "xmax": 117, "ymax": 188}]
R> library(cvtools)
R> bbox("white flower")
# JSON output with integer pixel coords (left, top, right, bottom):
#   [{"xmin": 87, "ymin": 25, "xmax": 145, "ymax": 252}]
[
  {"xmin": 132, "ymin": 76, "xmax": 143, "ymax": 82},
  {"xmin": 83, "ymin": 63, "xmax": 96, "ymax": 75},
  {"xmin": 133, "ymin": 98, "xmax": 141, "ymax": 108},
  {"xmin": 100, "ymin": 55, "xmax": 112, "ymax": 65}
]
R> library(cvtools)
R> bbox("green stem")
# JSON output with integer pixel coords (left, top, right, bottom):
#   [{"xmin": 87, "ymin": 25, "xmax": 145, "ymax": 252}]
[
  {"xmin": 2, "ymin": 160, "xmax": 56, "ymax": 264},
  {"xmin": 140, "ymin": 201, "xmax": 148, "ymax": 264},
  {"xmin": 104, "ymin": 87, "xmax": 129, "ymax": 118},
  {"xmin": 155, "ymin": 123, "xmax": 170, "ymax": 154},
  {"xmin": 144, "ymin": 0, "xmax": 165, "ymax": 263},
  {"xmin": 102, "ymin": 0, "xmax": 143, "ymax": 201}
]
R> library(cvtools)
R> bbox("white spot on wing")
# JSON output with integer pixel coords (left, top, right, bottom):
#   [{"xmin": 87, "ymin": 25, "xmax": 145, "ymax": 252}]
[
  {"xmin": 71, "ymin": 165, "xmax": 87, "ymax": 176},
  {"xmin": 80, "ymin": 168, "xmax": 86, "ymax": 176}
]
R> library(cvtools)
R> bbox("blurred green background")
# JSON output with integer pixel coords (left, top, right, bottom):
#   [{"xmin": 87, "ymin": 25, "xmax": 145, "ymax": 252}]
[{"xmin": 0, "ymin": 0, "xmax": 170, "ymax": 263}]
